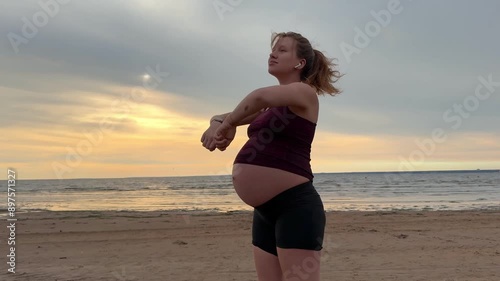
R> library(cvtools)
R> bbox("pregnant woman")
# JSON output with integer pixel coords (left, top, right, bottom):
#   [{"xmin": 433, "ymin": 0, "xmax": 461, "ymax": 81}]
[{"xmin": 201, "ymin": 31, "xmax": 342, "ymax": 281}]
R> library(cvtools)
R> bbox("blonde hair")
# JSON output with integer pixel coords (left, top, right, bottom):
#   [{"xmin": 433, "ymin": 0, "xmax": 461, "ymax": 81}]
[{"xmin": 271, "ymin": 32, "xmax": 343, "ymax": 96}]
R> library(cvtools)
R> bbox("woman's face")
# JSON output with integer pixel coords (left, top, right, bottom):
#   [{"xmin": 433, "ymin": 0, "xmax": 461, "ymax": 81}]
[{"xmin": 268, "ymin": 37, "xmax": 299, "ymax": 76}]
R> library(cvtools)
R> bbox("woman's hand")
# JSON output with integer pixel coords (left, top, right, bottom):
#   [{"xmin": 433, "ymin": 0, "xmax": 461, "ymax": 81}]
[
  {"xmin": 214, "ymin": 125, "xmax": 236, "ymax": 151},
  {"xmin": 201, "ymin": 122, "xmax": 220, "ymax": 152},
  {"xmin": 214, "ymin": 117, "xmax": 237, "ymax": 151},
  {"xmin": 201, "ymin": 121, "xmax": 236, "ymax": 152}
]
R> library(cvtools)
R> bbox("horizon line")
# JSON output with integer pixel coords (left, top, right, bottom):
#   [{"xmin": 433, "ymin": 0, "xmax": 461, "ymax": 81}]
[{"xmin": 10, "ymin": 168, "xmax": 500, "ymax": 181}]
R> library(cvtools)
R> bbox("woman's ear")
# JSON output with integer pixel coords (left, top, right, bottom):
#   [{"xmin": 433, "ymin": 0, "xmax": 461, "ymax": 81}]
[{"xmin": 295, "ymin": 59, "xmax": 307, "ymax": 69}]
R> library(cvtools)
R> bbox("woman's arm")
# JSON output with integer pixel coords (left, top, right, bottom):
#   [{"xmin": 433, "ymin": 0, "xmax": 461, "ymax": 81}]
[
  {"xmin": 224, "ymin": 82, "xmax": 316, "ymax": 126},
  {"xmin": 202, "ymin": 109, "xmax": 265, "ymax": 152},
  {"xmin": 211, "ymin": 108, "xmax": 266, "ymax": 126}
]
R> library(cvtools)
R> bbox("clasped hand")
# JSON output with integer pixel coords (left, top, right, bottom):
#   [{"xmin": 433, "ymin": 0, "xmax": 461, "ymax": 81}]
[{"xmin": 200, "ymin": 119, "xmax": 236, "ymax": 152}]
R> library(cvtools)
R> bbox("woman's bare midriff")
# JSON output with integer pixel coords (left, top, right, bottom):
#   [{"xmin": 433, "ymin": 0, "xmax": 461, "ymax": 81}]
[{"xmin": 232, "ymin": 163, "xmax": 310, "ymax": 207}]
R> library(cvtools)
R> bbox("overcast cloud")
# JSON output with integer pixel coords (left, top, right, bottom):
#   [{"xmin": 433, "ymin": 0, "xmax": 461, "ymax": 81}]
[{"xmin": 1, "ymin": 0, "xmax": 499, "ymax": 179}]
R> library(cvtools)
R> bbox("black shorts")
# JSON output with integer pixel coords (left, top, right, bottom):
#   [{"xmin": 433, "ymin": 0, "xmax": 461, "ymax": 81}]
[{"xmin": 252, "ymin": 180, "xmax": 326, "ymax": 256}]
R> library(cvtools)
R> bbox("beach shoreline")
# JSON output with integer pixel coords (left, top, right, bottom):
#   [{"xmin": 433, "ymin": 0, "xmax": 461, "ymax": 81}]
[{"xmin": 1, "ymin": 209, "xmax": 499, "ymax": 280}]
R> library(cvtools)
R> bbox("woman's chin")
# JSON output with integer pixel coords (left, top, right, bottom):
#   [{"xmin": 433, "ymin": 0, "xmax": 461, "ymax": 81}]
[{"xmin": 267, "ymin": 68, "xmax": 278, "ymax": 76}]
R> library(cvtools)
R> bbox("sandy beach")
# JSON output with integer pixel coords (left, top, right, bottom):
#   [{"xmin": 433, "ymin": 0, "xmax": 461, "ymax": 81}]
[{"xmin": 1, "ymin": 210, "xmax": 499, "ymax": 281}]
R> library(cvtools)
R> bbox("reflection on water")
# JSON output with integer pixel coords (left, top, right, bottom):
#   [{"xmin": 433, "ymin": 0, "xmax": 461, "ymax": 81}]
[{"xmin": 2, "ymin": 171, "xmax": 499, "ymax": 213}]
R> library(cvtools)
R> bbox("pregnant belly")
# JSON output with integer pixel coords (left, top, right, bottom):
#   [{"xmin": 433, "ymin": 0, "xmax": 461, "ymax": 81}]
[{"xmin": 232, "ymin": 163, "xmax": 310, "ymax": 207}]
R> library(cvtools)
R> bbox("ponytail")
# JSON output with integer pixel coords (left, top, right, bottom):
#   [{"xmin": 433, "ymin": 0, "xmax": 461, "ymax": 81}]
[{"xmin": 305, "ymin": 49, "xmax": 343, "ymax": 96}]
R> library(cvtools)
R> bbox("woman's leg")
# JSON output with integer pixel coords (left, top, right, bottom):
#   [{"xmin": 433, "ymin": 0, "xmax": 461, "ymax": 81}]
[
  {"xmin": 275, "ymin": 183, "xmax": 326, "ymax": 281},
  {"xmin": 277, "ymin": 248, "xmax": 321, "ymax": 281},
  {"xmin": 253, "ymin": 246, "xmax": 283, "ymax": 281},
  {"xmin": 252, "ymin": 207, "xmax": 283, "ymax": 280}
]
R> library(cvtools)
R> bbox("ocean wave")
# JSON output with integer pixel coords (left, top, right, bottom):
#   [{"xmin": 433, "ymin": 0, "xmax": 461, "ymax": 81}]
[
  {"xmin": 167, "ymin": 184, "xmax": 234, "ymax": 190},
  {"xmin": 64, "ymin": 187, "xmax": 123, "ymax": 192}
]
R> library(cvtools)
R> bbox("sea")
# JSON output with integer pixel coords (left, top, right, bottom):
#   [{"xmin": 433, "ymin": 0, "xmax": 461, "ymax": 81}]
[{"xmin": 2, "ymin": 170, "xmax": 500, "ymax": 214}]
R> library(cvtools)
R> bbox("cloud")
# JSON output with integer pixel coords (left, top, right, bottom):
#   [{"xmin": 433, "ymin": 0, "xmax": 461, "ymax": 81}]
[{"xmin": 1, "ymin": 0, "xmax": 499, "ymax": 178}]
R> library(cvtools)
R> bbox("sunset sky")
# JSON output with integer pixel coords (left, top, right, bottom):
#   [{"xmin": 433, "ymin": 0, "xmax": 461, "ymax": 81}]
[{"xmin": 1, "ymin": 0, "xmax": 499, "ymax": 180}]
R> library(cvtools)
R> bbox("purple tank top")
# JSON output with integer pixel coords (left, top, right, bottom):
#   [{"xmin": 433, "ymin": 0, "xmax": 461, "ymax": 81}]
[{"xmin": 233, "ymin": 106, "xmax": 316, "ymax": 180}]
